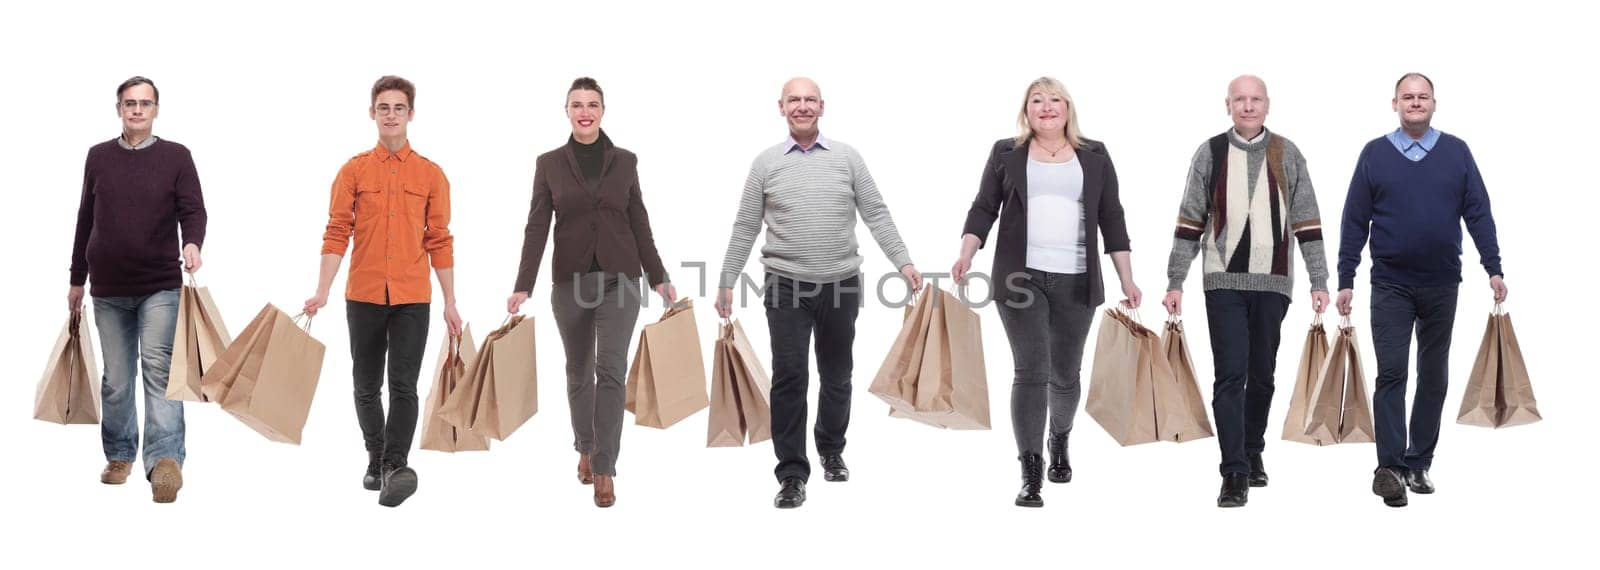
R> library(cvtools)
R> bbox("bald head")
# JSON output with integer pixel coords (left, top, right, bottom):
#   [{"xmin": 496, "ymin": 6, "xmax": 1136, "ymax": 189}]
[
  {"xmin": 1225, "ymin": 74, "xmax": 1270, "ymax": 139},
  {"xmin": 781, "ymin": 77, "xmax": 822, "ymax": 101}
]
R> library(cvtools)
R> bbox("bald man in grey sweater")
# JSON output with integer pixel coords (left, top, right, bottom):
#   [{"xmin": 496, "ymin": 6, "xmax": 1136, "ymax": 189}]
[{"xmin": 716, "ymin": 78, "xmax": 922, "ymax": 509}]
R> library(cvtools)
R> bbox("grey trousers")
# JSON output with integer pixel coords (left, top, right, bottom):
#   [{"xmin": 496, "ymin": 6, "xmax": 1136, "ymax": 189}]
[
  {"xmin": 551, "ymin": 272, "xmax": 642, "ymax": 476},
  {"xmin": 996, "ymin": 270, "xmax": 1097, "ymax": 457}
]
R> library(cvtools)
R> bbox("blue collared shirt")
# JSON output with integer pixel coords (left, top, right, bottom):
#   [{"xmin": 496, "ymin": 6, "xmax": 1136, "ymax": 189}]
[
  {"xmin": 1387, "ymin": 127, "xmax": 1439, "ymax": 162},
  {"xmin": 784, "ymin": 132, "xmax": 830, "ymax": 154}
]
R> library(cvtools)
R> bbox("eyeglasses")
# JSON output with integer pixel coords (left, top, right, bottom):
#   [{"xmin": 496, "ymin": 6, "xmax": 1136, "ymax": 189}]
[
  {"xmin": 120, "ymin": 99, "xmax": 158, "ymax": 111},
  {"xmin": 374, "ymin": 104, "xmax": 410, "ymax": 116}
]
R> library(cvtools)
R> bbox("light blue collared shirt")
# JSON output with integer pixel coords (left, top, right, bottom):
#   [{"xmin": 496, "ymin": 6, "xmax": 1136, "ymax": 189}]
[
  {"xmin": 1387, "ymin": 127, "xmax": 1439, "ymax": 162},
  {"xmin": 783, "ymin": 132, "xmax": 830, "ymax": 155}
]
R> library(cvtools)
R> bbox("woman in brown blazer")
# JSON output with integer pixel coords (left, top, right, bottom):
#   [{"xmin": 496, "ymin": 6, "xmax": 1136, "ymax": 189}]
[
  {"xmin": 951, "ymin": 77, "xmax": 1142, "ymax": 508},
  {"xmin": 507, "ymin": 77, "xmax": 675, "ymax": 508}
]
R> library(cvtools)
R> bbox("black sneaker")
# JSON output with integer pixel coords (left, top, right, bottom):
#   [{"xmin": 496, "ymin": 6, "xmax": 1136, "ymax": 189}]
[{"xmin": 379, "ymin": 465, "xmax": 419, "ymax": 508}]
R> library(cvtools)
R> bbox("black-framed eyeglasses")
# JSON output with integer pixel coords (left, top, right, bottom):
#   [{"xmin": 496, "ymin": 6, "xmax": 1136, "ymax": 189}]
[{"xmin": 120, "ymin": 99, "xmax": 158, "ymax": 111}]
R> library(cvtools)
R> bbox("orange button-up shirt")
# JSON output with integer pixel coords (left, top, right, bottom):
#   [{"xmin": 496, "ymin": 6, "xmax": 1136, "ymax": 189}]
[{"xmin": 321, "ymin": 141, "xmax": 454, "ymax": 305}]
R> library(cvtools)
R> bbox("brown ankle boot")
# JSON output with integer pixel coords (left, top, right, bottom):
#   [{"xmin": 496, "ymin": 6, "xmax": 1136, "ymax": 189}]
[
  {"xmin": 593, "ymin": 474, "xmax": 616, "ymax": 508},
  {"xmin": 578, "ymin": 454, "xmax": 593, "ymax": 485},
  {"xmin": 101, "ymin": 460, "xmax": 133, "ymax": 485}
]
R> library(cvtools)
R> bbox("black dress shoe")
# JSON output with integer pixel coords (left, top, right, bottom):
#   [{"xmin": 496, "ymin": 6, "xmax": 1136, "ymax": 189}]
[
  {"xmin": 1372, "ymin": 467, "xmax": 1408, "ymax": 507},
  {"xmin": 1015, "ymin": 453, "xmax": 1044, "ymax": 508},
  {"xmin": 362, "ymin": 455, "xmax": 382, "ymax": 491},
  {"xmin": 774, "ymin": 478, "xmax": 806, "ymax": 509},
  {"xmin": 378, "ymin": 465, "xmax": 418, "ymax": 508},
  {"xmin": 1406, "ymin": 469, "xmax": 1435, "ymax": 494},
  {"xmin": 1217, "ymin": 473, "xmax": 1250, "ymax": 508},
  {"xmin": 1047, "ymin": 433, "xmax": 1073, "ymax": 484},
  {"xmin": 1248, "ymin": 452, "xmax": 1269, "ymax": 488},
  {"xmin": 821, "ymin": 454, "xmax": 849, "ymax": 482}
]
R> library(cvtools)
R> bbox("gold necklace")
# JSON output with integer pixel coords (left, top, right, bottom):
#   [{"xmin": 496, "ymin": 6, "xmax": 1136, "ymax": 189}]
[{"xmin": 1036, "ymin": 138, "xmax": 1069, "ymax": 157}]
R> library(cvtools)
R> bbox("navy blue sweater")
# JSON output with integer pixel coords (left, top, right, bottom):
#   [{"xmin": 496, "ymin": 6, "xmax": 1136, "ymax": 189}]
[{"xmin": 1337, "ymin": 132, "xmax": 1501, "ymax": 290}]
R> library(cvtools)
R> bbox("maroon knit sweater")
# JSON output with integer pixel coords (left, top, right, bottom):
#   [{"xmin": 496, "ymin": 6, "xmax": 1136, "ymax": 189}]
[{"xmin": 69, "ymin": 137, "xmax": 208, "ymax": 297}]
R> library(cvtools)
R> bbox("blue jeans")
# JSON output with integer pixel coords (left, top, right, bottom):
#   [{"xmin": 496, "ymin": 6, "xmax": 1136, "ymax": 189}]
[
  {"xmin": 93, "ymin": 288, "xmax": 185, "ymax": 475},
  {"xmin": 1370, "ymin": 281, "xmax": 1459, "ymax": 472}
]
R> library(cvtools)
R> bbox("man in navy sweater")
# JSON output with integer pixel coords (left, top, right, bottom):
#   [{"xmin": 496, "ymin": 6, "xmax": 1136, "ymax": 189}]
[{"xmin": 1336, "ymin": 73, "xmax": 1507, "ymax": 508}]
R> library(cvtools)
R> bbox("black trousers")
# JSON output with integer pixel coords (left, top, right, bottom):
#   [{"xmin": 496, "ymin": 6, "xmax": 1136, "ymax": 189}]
[
  {"xmin": 1203, "ymin": 289, "xmax": 1289, "ymax": 475},
  {"xmin": 764, "ymin": 274, "xmax": 861, "ymax": 483},
  {"xmin": 347, "ymin": 300, "xmax": 430, "ymax": 468},
  {"xmin": 1370, "ymin": 281, "xmax": 1459, "ymax": 472}
]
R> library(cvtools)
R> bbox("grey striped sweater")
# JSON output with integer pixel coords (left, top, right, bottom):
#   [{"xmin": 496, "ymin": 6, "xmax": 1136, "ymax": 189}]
[{"xmin": 719, "ymin": 138, "xmax": 913, "ymax": 289}]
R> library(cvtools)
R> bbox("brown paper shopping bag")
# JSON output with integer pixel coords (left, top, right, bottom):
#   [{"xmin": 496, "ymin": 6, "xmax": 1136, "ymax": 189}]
[
  {"xmin": 467, "ymin": 315, "xmax": 538, "ymax": 441},
  {"xmin": 1086, "ymin": 308, "xmax": 1160, "ymax": 446},
  {"xmin": 1282, "ymin": 316, "xmax": 1331, "ymax": 444},
  {"xmin": 1458, "ymin": 304, "xmax": 1542, "ymax": 428},
  {"xmin": 1157, "ymin": 317, "xmax": 1214, "ymax": 442},
  {"xmin": 34, "ymin": 310, "xmax": 101, "ymax": 424},
  {"xmin": 707, "ymin": 319, "xmax": 773, "ymax": 447},
  {"xmin": 200, "ymin": 304, "xmax": 274, "ymax": 404},
  {"xmin": 901, "ymin": 287, "xmax": 990, "ymax": 430},
  {"xmin": 216, "ymin": 305, "xmax": 326, "ymax": 444},
  {"xmin": 869, "ymin": 286, "xmax": 937, "ymax": 415},
  {"xmin": 167, "ymin": 276, "xmax": 233, "ymax": 402},
  {"xmin": 1303, "ymin": 319, "xmax": 1374, "ymax": 444},
  {"xmin": 626, "ymin": 299, "xmax": 710, "ymax": 429},
  {"xmin": 421, "ymin": 325, "xmax": 491, "ymax": 452}
]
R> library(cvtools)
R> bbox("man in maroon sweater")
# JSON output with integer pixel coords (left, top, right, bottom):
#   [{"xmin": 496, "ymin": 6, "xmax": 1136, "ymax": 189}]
[{"xmin": 67, "ymin": 76, "xmax": 207, "ymax": 503}]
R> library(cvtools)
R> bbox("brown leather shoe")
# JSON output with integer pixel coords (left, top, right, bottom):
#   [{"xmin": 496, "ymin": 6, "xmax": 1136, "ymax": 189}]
[
  {"xmin": 150, "ymin": 458, "xmax": 183, "ymax": 504},
  {"xmin": 592, "ymin": 474, "xmax": 615, "ymax": 508},
  {"xmin": 577, "ymin": 454, "xmax": 593, "ymax": 485},
  {"xmin": 101, "ymin": 460, "xmax": 133, "ymax": 485}
]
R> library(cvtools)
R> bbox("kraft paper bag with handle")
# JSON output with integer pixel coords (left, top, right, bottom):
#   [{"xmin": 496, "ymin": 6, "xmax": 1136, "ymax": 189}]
[
  {"xmin": 707, "ymin": 319, "xmax": 773, "ymax": 447},
  {"xmin": 1086, "ymin": 308, "xmax": 1160, "ymax": 446},
  {"xmin": 217, "ymin": 305, "xmax": 326, "ymax": 444},
  {"xmin": 1157, "ymin": 316, "xmax": 1214, "ymax": 442},
  {"xmin": 467, "ymin": 315, "xmax": 538, "ymax": 441},
  {"xmin": 34, "ymin": 309, "xmax": 101, "ymax": 425},
  {"xmin": 626, "ymin": 299, "xmax": 710, "ymax": 429},
  {"xmin": 1303, "ymin": 318, "xmax": 1375, "ymax": 444},
  {"xmin": 893, "ymin": 287, "xmax": 990, "ymax": 430},
  {"xmin": 167, "ymin": 274, "xmax": 234, "ymax": 402},
  {"xmin": 200, "ymin": 303, "xmax": 274, "ymax": 404},
  {"xmin": 869, "ymin": 286, "xmax": 937, "ymax": 415},
  {"xmin": 421, "ymin": 325, "xmax": 491, "ymax": 452},
  {"xmin": 1282, "ymin": 315, "xmax": 1331, "ymax": 444},
  {"xmin": 1457, "ymin": 303, "xmax": 1543, "ymax": 428}
]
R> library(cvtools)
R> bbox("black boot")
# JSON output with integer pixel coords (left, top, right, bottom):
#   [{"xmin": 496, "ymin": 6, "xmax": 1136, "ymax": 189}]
[
  {"xmin": 1248, "ymin": 452, "xmax": 1269, "ymax": 488},
  {"xmin": 362, "ymin": 452, "xmax": 382, "ymax": 491},
  {"xmin": 1217, "ymin": 473, "xmax": 1250, "ymax": 508},
  {"xmin": 1015, "ymin": 453, "xmax": 1044, "ymax": 507},
  {"xmin": 1047, "ymin": 432, "xmax": 1073, "ymax": 483}
]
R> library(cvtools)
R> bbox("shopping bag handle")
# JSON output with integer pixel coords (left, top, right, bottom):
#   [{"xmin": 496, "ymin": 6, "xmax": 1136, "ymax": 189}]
[
  {"xmin": 1339, "ymin": 314, "xmax": 1353, "ymax": 329},
  {"xmin": 1492, "ymin": 302, "xmax": 1506, "ymax": 316},
  {"xmin": 291, "ymin": 311, "xmax": 314, "ymax": 331},
  {"xmin": 185, "ymin": 271, "xmax": 200, "ymax": 288},
  {"xmin": 1311, "ymin": 312, "xmax": 1324, "ymax": 328}
]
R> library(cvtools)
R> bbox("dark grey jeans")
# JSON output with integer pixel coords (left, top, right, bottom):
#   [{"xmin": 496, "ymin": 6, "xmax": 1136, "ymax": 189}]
[
  {"xmin": 996, "ymin": 269, "xmax": 1097, "ymax": 457},
  {"xmin": 551, "ymin": 272, "xmax": 642, "ymax": 476}
]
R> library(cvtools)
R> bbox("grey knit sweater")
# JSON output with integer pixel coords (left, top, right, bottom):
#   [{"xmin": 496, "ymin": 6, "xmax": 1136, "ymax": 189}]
[
  {"xmin": 1166, "ymin": 129, "xmax": 1330, "ymax": 297},
  {"xmin": 719, "ymin": 138, "xmax": 913, "ymax": 289}
]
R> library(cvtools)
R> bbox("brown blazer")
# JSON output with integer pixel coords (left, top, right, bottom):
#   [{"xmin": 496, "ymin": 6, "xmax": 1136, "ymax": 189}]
[
  {"xmin": 513, "ymin": 131, "xmax": 668, "ymax": 292},
  {"xmin": 961, "ymin": 137, "xmax": 1131, "ymax": 307}
]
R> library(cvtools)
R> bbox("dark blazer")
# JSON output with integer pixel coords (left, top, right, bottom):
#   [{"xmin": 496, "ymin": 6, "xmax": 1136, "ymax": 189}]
[
  {"xmin": 961, "ymin": 137, "xmax": 1131, "ymax": 307},
  {"xmin": 514, "ymin": 130, "xmax": 668, "ymax": 292}
]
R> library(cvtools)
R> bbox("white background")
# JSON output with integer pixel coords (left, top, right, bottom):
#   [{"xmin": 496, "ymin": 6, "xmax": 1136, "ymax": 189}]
[{"xmin": 3, "ymin": 1, "xmax": 1594, "ymax": 568}]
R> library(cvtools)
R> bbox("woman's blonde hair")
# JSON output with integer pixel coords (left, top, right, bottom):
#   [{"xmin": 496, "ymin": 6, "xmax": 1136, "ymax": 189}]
[{"xmin": 1014, "ymin": 76, "xmax": 1085, "ymax": 148}]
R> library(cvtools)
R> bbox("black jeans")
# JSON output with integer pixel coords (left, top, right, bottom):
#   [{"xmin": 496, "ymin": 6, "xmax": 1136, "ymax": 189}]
[
  {"xmin": 1203, "ymin": 289, "xmax": 1289, "ymax": 475},
  {"xmin": 764, "ymin": 273, "xmax": 861, "ymax": 483},
  {"xmin": 996, "ymin": 269, "xmax": 1096, "ymax": 457},
  {"xmin": 1370, "ymin": 281, "xmax": 1459, "ymax": 472},
  {"xmin": 347, "ymin": 300, "xmax": 430, "ymax": 468}
]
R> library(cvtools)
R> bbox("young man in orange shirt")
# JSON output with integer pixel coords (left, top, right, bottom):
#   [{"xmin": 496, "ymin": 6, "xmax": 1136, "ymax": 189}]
[{"xmin": 304, "ymin": 76, "xmax": 463, "ymax": 508}]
